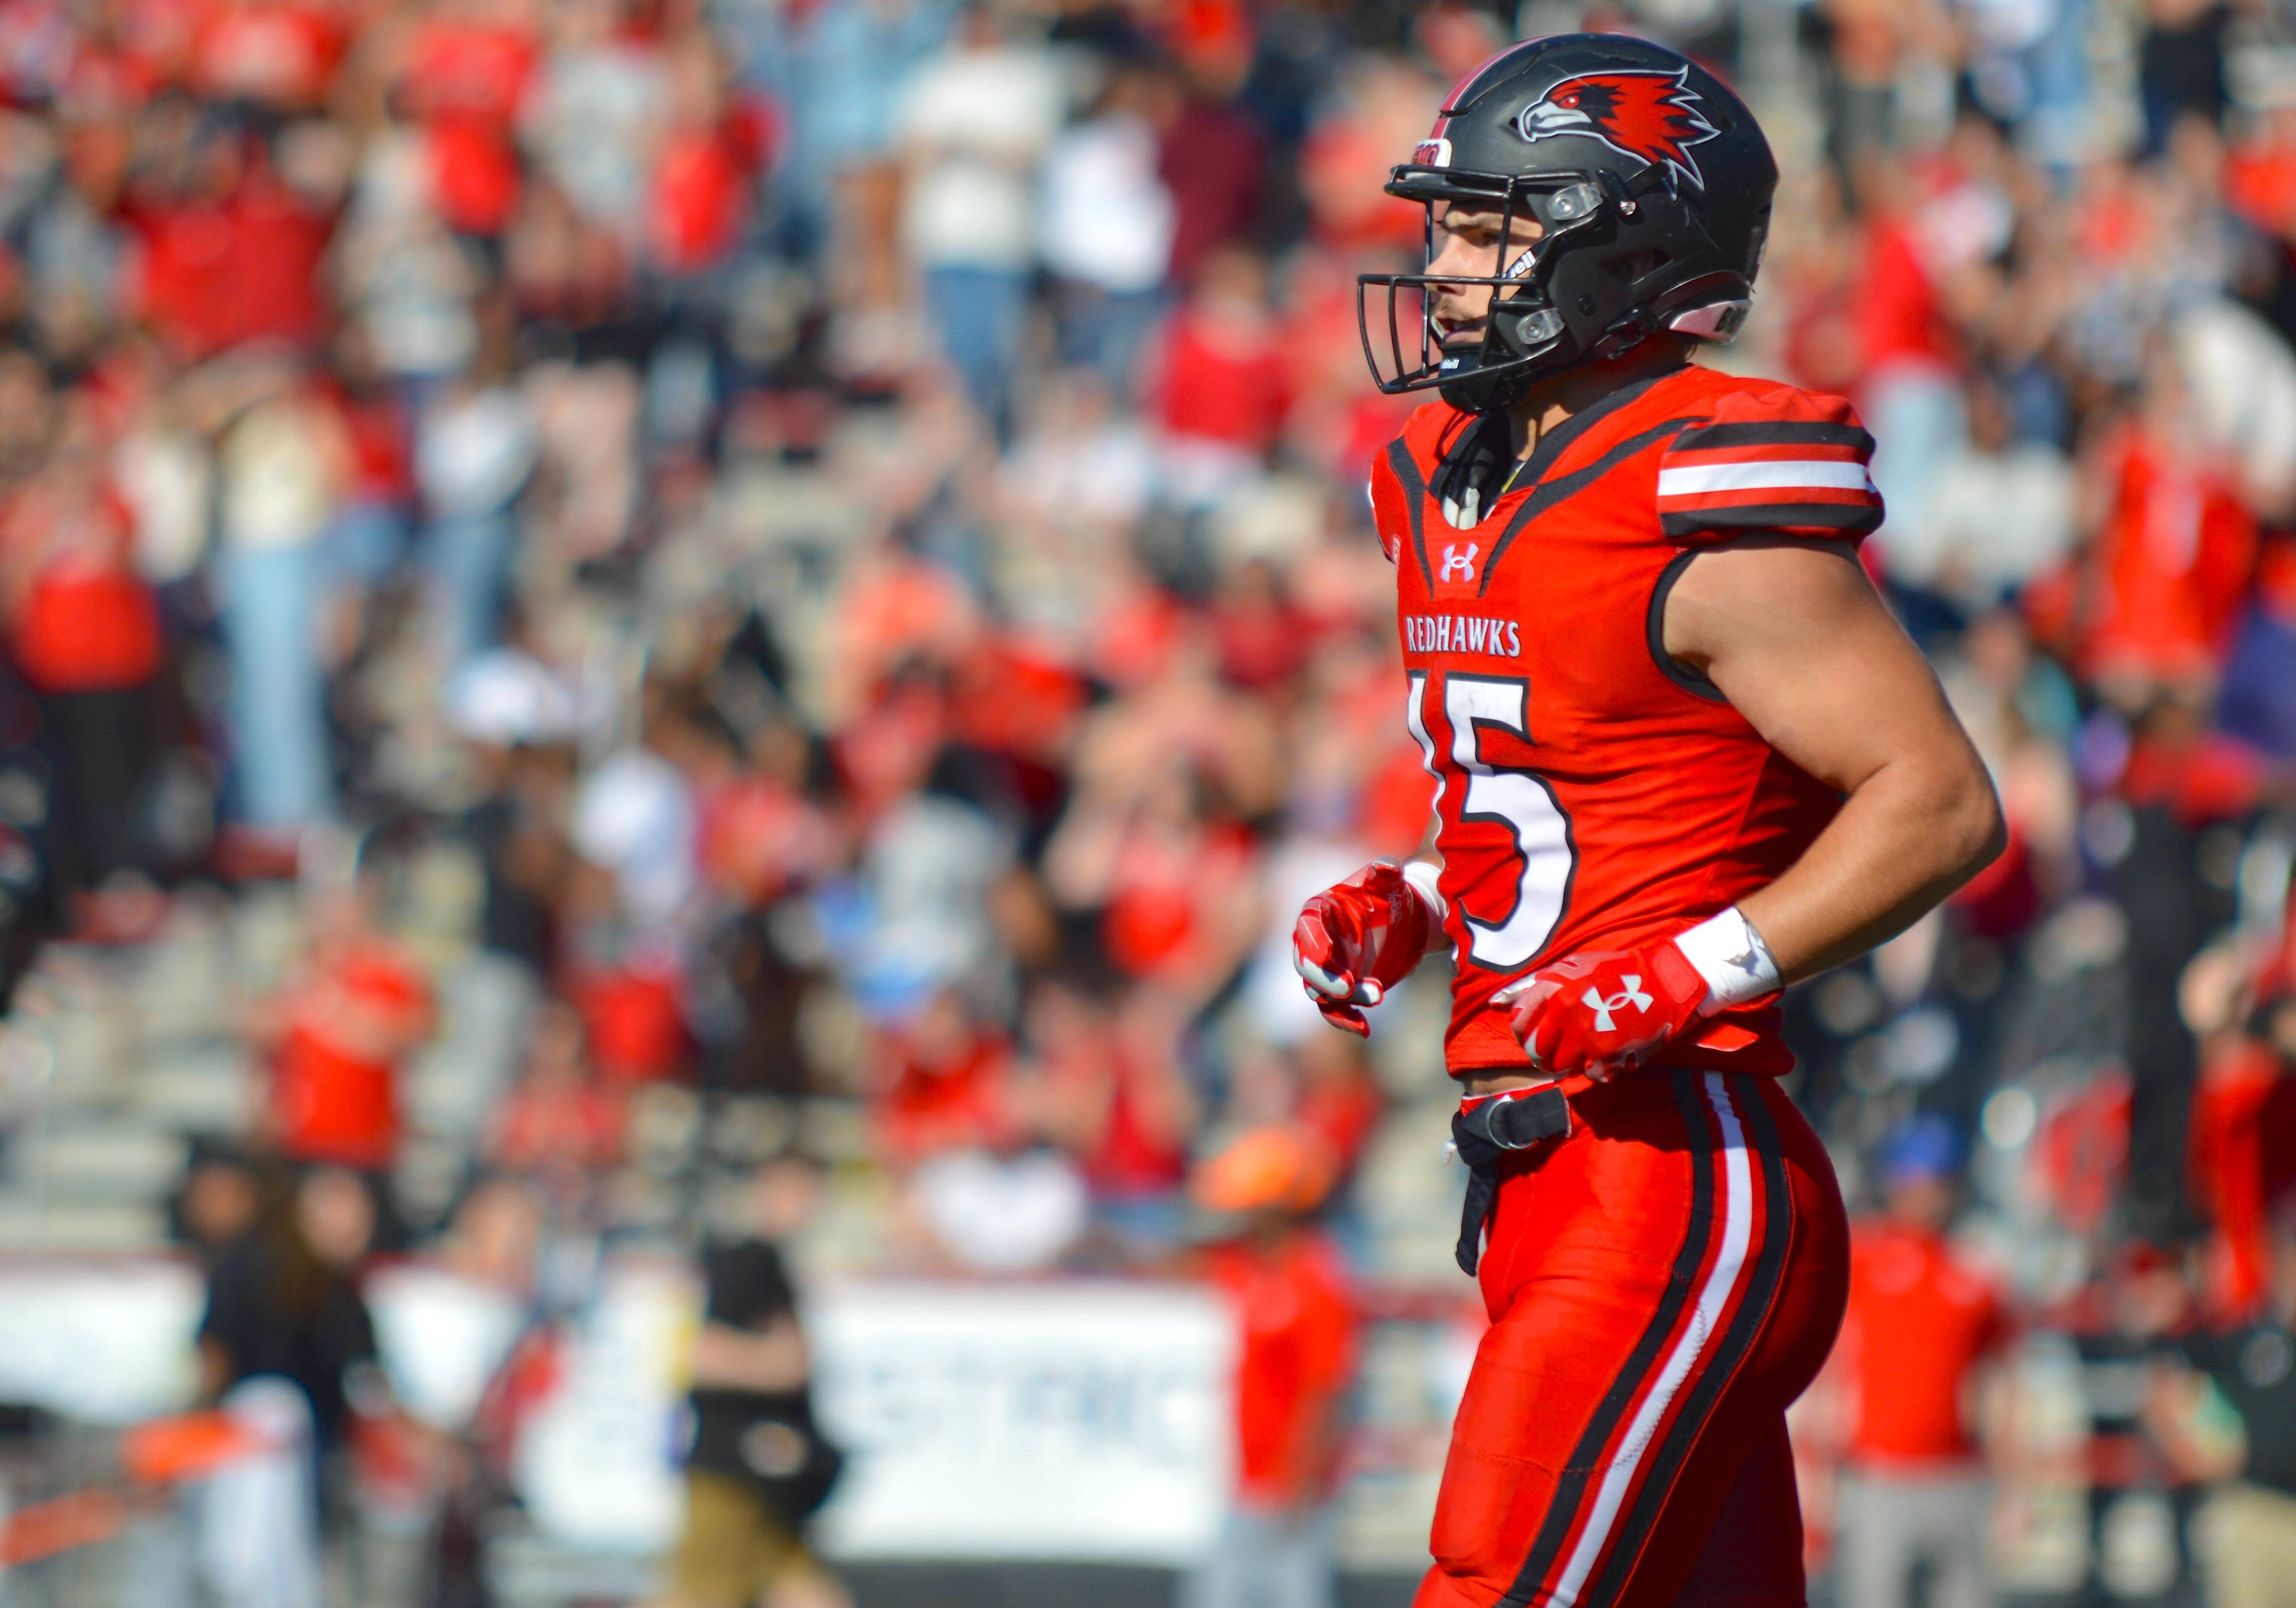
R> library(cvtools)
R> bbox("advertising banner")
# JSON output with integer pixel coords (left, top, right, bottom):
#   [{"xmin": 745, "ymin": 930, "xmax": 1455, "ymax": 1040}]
[{"xmin": 808, "ymin": 1280, "xmax": 1235, "ymax": 1564}]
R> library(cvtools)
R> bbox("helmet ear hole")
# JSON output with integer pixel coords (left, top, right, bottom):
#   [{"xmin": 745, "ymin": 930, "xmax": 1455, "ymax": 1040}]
[
  {"xmin": 1602, "ymin": 249, "xmax": 1671, "ymax": 284},
  {"xmin": 1745, "ymin": 209, "xmax": 1772, "ymax": 279}
]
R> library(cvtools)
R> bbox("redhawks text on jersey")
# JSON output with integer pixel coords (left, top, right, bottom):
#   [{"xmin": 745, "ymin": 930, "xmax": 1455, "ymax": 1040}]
[{"xmin": 1366, "ymin": 363, "xmax": 1883, "ymax": 1078}]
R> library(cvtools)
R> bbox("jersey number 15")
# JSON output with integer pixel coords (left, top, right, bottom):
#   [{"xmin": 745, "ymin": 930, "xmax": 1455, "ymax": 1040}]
[{"xmin": 1406, "ymin": 671, "xmax": 1576, "ymax": 970}]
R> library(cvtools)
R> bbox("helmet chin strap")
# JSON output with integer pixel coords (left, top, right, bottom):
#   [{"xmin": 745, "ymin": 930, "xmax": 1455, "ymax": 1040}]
[
  {"xmin": 1445, "ymin": 319, "xmax": 1688, "ymax": 419},
  {"xmin": 1437, "ymin": 344, "xmax": 1544, "ymax": 415},
  {"xmin": 1586, "ymin": 308, "xmax": 1655, "ymax": 363},
  {"xmin": 1439, "ymin": 304, "xmax": 1573, "ymax": 415}
]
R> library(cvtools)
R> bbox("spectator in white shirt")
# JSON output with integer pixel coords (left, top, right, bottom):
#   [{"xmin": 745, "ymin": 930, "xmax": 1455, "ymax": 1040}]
[
  {"xmin": 1039, "ymin": 61, "xmax": 1177, "ymax": 402},
  {"xmin": 898, "ymin": 6, "xmax": 1063, "ymax": 437},
  {"xmin": 1891, "ymin": 376, "xmax": 2075, "ymax": 615}
]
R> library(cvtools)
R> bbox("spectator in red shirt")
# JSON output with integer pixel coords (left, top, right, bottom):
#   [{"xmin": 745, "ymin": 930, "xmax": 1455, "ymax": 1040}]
[
  {"xmin": 2186, "ymin": 943, "xmax": 2296, "ymax": 1319},
  {"xmin": 251, "ymin": 867, "xmax": 437, "ymax": 1179},
  {"xmin": 2225, "ymin": 104, "xmax": 2296, "ymax": 241},
  {"xmin": 1144, "ymin": 60, "xmax": 1264, "ymax": 286},
  {"xmin": 648, "ymin": 27, "xmax": 771, "ymax": 281},
  {"xmin": 1150, "ymin": 246, "xmax": 1290, "ymax": 507},
  {"xmin": 1830, "ymin": 1115, "xmax": 2009, "ymax": 1608},
  {"xmin": 1044, "ymin": 753, "xmax": 1265, "ymax": 1005},
  {"xmin": 1292, "ymin": 1032, "xmax": 1382, "ymax": 1187},
  {"xmin": 127, "ymin": 130, "xmax": 338, "ymax": 357},
  {"xmin": 401, "ymin": 0, "xmax": 540, "ymax": 243},
  {"xmin": 191, "ymin": 0, "xmax": 343, "ymax": 112},
  {"xmin": 869, "ymin": 988, "xmax": 1018, "ymax": 1173},
  {"xmin": 1209, "ymin": 558, "xmax": 1313, "ymax": 692},
  {"xmin": 1846, "ymin": 155, "xmax": 1986, "ymax": 587},
  {"xmin": 1294, "ymin": 54, "xmax": 1439, "ymax": 254},
  {"xmin": 2080, "ymin": 359, "xmax": 2260, "ymax": 704},
  {"xmin": 1189, "ymin": 1123, "xmax": 1357, "ymax": 1608},
  {"xmin": 1027, "ymin": 988, "xmax": 1198, "ymax": 1252},
  {"xmin": 0, "ymin": 386, "xmax": 166, "ymax": 912},
  {"xmin": 489, "ymin": 999, "xmax": 624, "ymax": 1186}
]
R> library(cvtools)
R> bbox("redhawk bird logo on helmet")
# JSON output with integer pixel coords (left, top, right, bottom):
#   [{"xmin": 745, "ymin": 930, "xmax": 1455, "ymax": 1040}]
[{"xmin": 1513, "ymin": 68, "xmax": 1719, "ymax": 190}]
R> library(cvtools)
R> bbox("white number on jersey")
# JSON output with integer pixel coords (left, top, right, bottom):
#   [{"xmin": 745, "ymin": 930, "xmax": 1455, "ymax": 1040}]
[{"xmin": 1406, "ymin": 672, "xmax": 1575, "ymax": 970}]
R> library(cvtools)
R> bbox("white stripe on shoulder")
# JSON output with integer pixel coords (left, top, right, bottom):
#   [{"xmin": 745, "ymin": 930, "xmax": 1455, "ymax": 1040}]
[
  {"xmin": 1549, "ymin": 1072, "xmax": 1755, "ymax": 1608},
  {"xmin": 1657, "ymin": 460, "xmax": 1876, "ymax": 498}
]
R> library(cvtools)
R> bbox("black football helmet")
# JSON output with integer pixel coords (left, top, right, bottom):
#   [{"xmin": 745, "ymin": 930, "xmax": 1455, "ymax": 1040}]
[{"xmin": 1359, "ymin": 34, "xmax": 1778, "ymax": 415}]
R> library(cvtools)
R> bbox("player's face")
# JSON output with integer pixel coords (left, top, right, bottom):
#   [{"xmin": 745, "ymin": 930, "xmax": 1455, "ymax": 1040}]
[{"xmin": 1425, "ymin": 201, "xmax": 1546, "ymax": 351}]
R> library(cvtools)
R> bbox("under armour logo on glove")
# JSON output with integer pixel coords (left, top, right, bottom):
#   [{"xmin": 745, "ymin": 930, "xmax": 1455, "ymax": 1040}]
[
  {"xmin": 1498, "ymin": 942, "xmax": 1708, "ymax": 1080},
  {"xmin": 1581, "ymin": 979, "xmax": 1651, "ymax": 1032}
]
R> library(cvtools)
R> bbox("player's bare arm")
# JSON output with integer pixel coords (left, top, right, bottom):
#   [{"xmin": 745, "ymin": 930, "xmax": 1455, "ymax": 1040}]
[
  {"xmin": 1478, "ymin": 540, "xmax": 2001, "ymax": 1091},
  {"xmin": 1663, "ymin": 538, "xmax": 2004, "ymax": 981}
]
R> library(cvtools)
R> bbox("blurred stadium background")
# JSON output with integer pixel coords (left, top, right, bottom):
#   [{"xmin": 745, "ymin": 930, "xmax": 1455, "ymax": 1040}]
[{"xmin": 0, "ymin": 0, "xmax": 2294, "ymax": 1604}]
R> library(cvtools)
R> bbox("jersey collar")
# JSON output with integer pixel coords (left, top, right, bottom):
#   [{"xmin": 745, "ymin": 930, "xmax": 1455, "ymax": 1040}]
[{"xmin": 1500, "ymin": 360, "xmax": 1689, "ymax": 497}]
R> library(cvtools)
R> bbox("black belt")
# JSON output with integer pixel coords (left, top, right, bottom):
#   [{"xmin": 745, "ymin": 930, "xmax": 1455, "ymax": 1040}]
[{"xmin": 1451, "ymin": 1085, "xmax": 1573, "ymax": 1275}]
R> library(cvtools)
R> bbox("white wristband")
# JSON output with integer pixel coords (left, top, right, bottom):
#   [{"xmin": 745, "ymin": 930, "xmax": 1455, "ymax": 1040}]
[
  {"xmin": 1400, "ymin": 860, "xmax": 1448, "ymax": 924},
  {"xmin": 1671, "ymin": 906, "xmax": 1781, "ymax": 1013}
]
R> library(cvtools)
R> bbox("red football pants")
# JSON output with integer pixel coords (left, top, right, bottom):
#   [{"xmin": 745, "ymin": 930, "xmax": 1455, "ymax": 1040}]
[{"xmin": 1418, "ymin": 1069, "xmax": 1849, "ymax": 1608}]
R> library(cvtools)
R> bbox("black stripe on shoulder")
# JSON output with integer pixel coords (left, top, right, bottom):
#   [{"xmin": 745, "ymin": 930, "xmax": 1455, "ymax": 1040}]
[
  {"xmin": 1387, "ymin": 439, "xmax": 1436, "ymax": 592},
  {"xmin": 1476, "ymin": 417, "xmax": 1703, "ymax": 598},
  {"xmin": 1659, "ymin": 502, "xmax": 1882, "ymax": 539},
  {"xmin": 1667, "ymin": 421, "xmax": 1875, "ymax": 454},
  {"xmin": 1502, "ymin": 1069, "xmax": 1718, "ymax": 1606},
  {"xmin": 1581, "ymin": 1076, "xmax": 1794, "ymax": 1608}
]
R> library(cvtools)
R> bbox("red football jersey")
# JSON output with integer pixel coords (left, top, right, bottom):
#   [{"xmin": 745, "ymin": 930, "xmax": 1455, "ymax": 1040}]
[{"xmin": 1367, "ymin": 362, "xmax": 1884, "ymax": 1076}]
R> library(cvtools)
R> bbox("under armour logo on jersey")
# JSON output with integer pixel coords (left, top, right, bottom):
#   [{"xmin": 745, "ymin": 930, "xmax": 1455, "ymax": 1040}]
[
  {"xmin": 1440, "ymin": 542, "xmax": 1480, "ymax": 583},
  {"xmin": 1583, "ymin": 978, "xmax": 1652, "ymax": 1032}
]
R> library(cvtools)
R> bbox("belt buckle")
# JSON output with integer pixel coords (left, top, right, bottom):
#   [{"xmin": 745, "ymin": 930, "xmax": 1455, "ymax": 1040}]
[{"xmin": 1471, "ymin": 1083, "xmax": 1571, "ymax": 1150}]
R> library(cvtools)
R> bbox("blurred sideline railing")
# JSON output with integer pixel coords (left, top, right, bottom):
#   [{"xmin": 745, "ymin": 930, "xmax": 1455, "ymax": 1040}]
[{"xmin": 0, "ymin": 1250, "xmax": 2183, "ymax": 1606}]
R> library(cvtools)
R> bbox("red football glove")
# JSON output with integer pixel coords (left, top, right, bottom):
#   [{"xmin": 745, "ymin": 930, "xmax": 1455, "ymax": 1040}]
[
  {"xmin": 1498, "ymin": 938, "xmax": 1710, "ymax": 1080},
  {"xmin": 1293, "ymin": 860, "xmax": 1440, "ymax": 1038}
]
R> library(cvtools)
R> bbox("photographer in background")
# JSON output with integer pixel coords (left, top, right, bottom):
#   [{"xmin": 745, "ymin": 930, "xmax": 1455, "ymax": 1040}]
[
  {"xmin": 194, "ymin": 1165, "xmax": 390, "ymax": 1607},
  {"xmin": 661, "ymin": 1152, "xmax": 847, "ymax": 1608}
]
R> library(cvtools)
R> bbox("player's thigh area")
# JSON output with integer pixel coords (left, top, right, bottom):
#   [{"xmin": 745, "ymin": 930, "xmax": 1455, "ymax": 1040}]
[
  {"xmin": 1422, "ymin": 1075, "xmax": 1834, "ymax": 1608},
  {"xmin": 1429, "ymin": 1230, "xmax": 1684, "ymax": 1569},
  {"xmin": 1427, "ymin": 1133, "xmax": 1700, "ymax": 1572},
  {"xmin": 1421, "ymin": 1426, "xmax": 1804, "ymax": 1608}
]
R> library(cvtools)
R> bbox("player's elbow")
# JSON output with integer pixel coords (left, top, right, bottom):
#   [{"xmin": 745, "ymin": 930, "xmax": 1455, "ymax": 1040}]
[{"xmin": 1929, "ymin": 750, "xmax": 2006, "ymax": 889}]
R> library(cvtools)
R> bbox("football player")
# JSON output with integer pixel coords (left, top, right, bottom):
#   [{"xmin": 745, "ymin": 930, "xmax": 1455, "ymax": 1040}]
[{"xmin": 1293, "ymin": 35, "xmax": 2004, "ymax": 1608}]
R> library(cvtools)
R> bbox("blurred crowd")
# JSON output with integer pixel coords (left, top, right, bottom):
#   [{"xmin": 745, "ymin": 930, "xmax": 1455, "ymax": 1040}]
[{"xmin": 3, "ymin": 0, "xmax": 2296, "ymax": 1602}]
